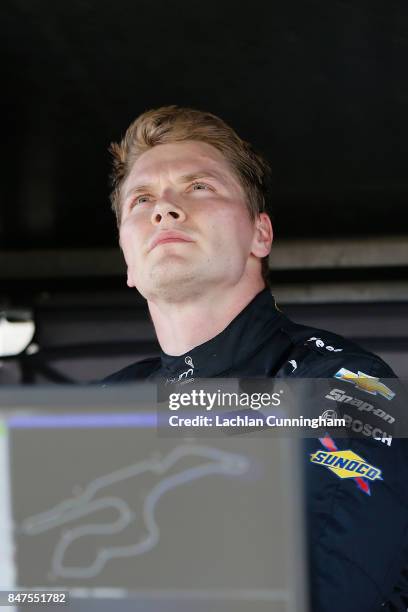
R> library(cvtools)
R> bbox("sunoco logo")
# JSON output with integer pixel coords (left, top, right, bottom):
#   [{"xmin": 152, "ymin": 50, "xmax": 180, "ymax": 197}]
[{"xmin": 310, "ymin": 449, "xmax": 382, "ymax": 482}]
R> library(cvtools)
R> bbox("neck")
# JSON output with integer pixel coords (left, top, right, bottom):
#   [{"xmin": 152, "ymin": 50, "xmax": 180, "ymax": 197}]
[{"xmin": 147, "ymin": 278, "xmax": 266, "ymax": 356}]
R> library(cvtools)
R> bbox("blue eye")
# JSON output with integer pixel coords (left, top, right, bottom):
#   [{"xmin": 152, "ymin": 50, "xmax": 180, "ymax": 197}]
[
  {"xmin": 192, "ymin": 182, "xmax": 211, "ymax": 191},
  {"xmin": 134, "ymin": 194, "xmax": 151, "ymax": 205}
]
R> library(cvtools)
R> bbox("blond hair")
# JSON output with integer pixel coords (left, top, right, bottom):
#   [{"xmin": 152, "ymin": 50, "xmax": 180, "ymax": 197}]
[{"xmin": 109, "ymin": 106, "xmax": 272, "ymax": 283}]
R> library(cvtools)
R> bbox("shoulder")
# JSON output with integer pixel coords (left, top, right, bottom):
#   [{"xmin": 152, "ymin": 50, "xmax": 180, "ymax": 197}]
[
  {"xmin": 101, "ymin": 357, "xmax": 161, "ymax": 384},
  {"xmin": 278, "ymin": 316, "xmax": 396, "ymax": 378}
]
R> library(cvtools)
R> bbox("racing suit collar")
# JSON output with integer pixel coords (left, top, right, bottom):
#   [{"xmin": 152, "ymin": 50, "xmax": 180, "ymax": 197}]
[{"xmin": 160, "ymin": 288, "xmax": 282, "ymax": 380}]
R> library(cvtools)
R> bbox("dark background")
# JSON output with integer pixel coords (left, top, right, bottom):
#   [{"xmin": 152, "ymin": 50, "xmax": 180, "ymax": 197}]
[{"xmin": 0, "ymin": 0, "xmax": 407, "ymax": 382}]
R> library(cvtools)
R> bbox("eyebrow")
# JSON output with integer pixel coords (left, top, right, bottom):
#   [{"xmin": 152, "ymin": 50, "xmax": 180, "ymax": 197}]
[
  {"xmin": 178, "ymin": 171, "xmax": 226, "ymax": 184},
  {"xmin": 123, "ymin": 170, "xmax": 227, "ymax": 201}
]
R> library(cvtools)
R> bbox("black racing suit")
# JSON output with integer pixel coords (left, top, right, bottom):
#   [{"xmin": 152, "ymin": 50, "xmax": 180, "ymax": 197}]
[{"xmin": 105, "ymin": 288, "xmax": 408, "ymax": 611}]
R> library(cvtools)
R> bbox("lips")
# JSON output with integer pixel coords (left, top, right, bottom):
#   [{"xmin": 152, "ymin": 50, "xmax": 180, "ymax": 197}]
[{"xmin": 149, "ymin": 231, "xmax": 194, "ymax": 252}]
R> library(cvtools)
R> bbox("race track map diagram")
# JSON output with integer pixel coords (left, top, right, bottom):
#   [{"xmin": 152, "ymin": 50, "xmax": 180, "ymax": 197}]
[
  {"xmin": 20, "ymin": 444, "xmax": 249, "ymax": 579},
  {"xmin": 6, "ymin": 409, "xmax": 306, "ymax": 610}
]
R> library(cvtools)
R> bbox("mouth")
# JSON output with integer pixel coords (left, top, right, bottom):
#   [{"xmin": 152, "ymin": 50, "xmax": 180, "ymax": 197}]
[{"xmin": 149, "ymin": 232, "xmax": 194, "ymax": 252}]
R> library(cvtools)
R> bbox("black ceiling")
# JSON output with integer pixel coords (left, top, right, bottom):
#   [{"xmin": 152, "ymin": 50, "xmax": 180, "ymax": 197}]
[{"xmin": 1, "ymin": 0, "xmax": 408, "ymax": 251}]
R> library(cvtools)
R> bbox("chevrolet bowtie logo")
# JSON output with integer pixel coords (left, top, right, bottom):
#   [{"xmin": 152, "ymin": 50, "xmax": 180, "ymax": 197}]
[{"xmin": 334, "ymin": 368, "xmax": 395, "ymax": 401}]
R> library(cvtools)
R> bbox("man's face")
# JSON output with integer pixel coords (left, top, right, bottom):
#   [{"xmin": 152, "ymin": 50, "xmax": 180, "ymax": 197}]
[{"xmin": 119, "ymin": 140, "xmax": 264, "ymax": 302}]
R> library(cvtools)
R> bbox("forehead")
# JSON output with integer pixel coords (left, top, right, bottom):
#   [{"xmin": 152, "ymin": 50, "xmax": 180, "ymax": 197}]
[{"xmin": 124, "ymin": 140, "xmax": 239, "ymax": 187}]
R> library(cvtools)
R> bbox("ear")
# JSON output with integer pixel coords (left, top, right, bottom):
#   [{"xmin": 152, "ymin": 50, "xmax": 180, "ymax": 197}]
[{"xmin": 251, "ymin": 213, "xmax": 273, "ymax": 258}]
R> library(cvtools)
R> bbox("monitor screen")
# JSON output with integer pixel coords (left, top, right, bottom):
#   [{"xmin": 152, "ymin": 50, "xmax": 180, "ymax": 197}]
[{"xmin": 0, "ymin": 386, "xmax": 308, "ymax": 612}]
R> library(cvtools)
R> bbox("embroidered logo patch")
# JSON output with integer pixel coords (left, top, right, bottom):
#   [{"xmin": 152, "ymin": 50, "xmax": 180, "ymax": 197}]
[
  {"xmin": 312, "ymin": 434, "xmax": 382, "ymax": 495},
  {"xmin": 310, "ymin": 449, "xmax": 382, "ymax": 481},
  {"xmin": 334, "ymin": 368, "xmax": 395, "ymax": 400}
]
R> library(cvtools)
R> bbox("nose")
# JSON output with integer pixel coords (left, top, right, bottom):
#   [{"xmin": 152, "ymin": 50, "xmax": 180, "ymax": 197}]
[{"xmin": 150, "ymin": 199, "xmax": 186, "ymax": 226}]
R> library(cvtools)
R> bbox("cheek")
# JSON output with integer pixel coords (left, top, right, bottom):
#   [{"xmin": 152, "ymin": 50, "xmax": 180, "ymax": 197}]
[
  {"xmin": 214, "ymin": 209, "xmax": 254, "ymax": 246},
  {"xmin": 119, "ymin": 223, "xmax": 142, "ymax": 263},
  {"xmin": 205, "ymin": 210, "xmax": 251, "ymax": 248}
]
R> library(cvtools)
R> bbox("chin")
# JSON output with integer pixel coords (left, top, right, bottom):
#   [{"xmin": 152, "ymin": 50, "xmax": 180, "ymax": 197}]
[{"xmin": 139, "ymin": 269, "xmax": 210, "ymax": 303}]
